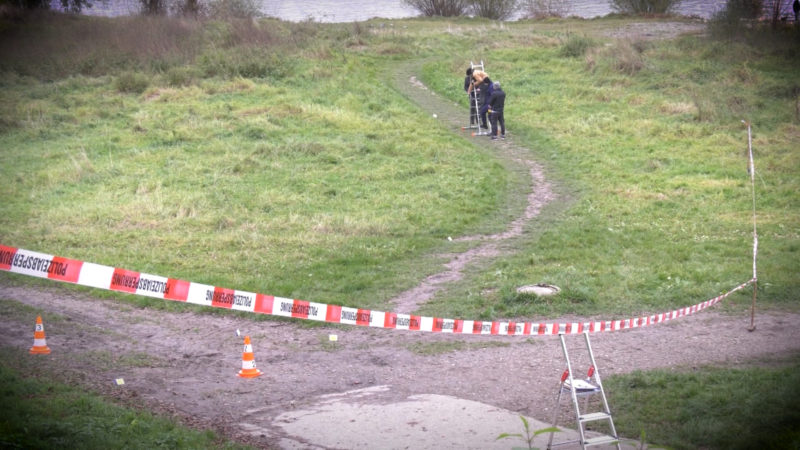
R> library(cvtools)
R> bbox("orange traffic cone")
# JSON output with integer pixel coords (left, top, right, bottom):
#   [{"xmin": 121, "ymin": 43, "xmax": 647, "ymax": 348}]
[
  {"xmin": 237, "ymin": 335, "xmax": 262, "ymax": 378},
  {"xmin": 29, "ymin": 315, "xmax": 51, "ymax": 355}
]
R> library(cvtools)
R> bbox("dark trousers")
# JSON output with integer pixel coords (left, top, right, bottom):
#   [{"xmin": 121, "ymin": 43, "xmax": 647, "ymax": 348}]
[
  {"xmin": 490, "ymin": 110, "xmax": 505, "ymax": 136},
  {"xmin": 469, "ymin": 95, "xmax": 478, "ymax": 124},
  {"xmin": 479, "ymin": 108, "xmax": 488, "ymax": 129}
]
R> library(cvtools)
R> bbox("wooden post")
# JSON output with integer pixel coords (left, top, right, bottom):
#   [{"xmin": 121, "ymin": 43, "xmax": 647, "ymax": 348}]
[{"xmin": 748, "ymin": 279, "xmax": 756, "ymax": 332}]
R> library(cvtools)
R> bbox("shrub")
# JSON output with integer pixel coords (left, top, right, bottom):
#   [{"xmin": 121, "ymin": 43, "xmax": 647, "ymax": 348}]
[
  {"xmin": 470, "ymin": 0, "xmax": 519, "ymax": 20},
  {"xmin": 610, "ymin": 0, "xmax": 681, "ymax": 14},
  {"xmin": 114, "ymin": 71, "xmax": 150, "ymax": 93},
  {"xmin": 207, "ymin": 0, "xmax": 261, "ymax": 19},
  {"xmin": 403, "ymin": 0, "xmax": 470, "ymax": 16},
  {"xmin": 171, "ymin": 0, "xmax": 206, "ymax": 17},
  {"xmin": 560, "ymin": 35, "xmax": 595, "ymax": 57},
  {"xmin": 709, "ymin": 0, "xmax": 763, "ymax": 38},
  {"xmin": 725, "ymin": 0, "xmax": 763, "ymax": 19},
  {"xmin": 165, "ymin": 66, "xmax": 197, "ymax": 86},
  {"xmin": 197, "ymin": 48, "xmax": 294, "ymax": 79},
  {"xmin": 610, "ymin": 40, "xmax": 645, "ymax": 74},
  {"xmin": 520, "ymin": 0, "xmax": 571, "ymax": 18}
]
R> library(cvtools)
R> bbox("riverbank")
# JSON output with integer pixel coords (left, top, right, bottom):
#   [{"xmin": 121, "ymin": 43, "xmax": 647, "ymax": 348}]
[{"xmin": 64, "ymin": 0, "xmax": 731, "ymax": 21}]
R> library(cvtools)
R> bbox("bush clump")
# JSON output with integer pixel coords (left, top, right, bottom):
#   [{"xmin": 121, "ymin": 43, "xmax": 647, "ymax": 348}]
[
  {"xmin": 404, "ymin": 0, "xmax": 518, "ymax": 19},
  {"xmin": 560, "ymin": 35, "xmax": 596, "ymax": 57},
  {"xmin": 165, "ymin": 66, "xmax": 198, "ymax": 86},
  {"xmin": 403, "ymin": 0, "xmax": 470, "ymax": 16},
  {"xmin": 470, "ymin": 0, "xmax": 519, "ymax": 20},
  {"xmin": 709, "ymin": 0, "xmax": 763, "ymax": 38},
  {"xmin": 610, "ymin": 40, "xmax": 645, "ymax": 74},
  {"xmin": 197, "ymin": 48, "xmax": 294, "ymax": 79},
  {"xmin": 114, "ymin": 71, "xmax": 150, "ymax": 93},
  {"xmin": 610, "ymin": 0, "xmax": 681, "ymax": 14}
]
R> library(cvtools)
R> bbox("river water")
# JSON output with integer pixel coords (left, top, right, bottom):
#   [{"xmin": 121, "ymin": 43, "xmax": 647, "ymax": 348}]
[
  {"xmin": 258, "ymin": 0, "xmax": 729, "ymax": 22},
  {"xmin": 73, "ymin": 0, "xmax": 788, "ymax": 22}
]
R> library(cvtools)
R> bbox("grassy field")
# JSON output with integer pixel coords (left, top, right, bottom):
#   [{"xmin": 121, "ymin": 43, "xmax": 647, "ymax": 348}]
[
  {"xmin": 1, "ymin": 11, "xmax": 799, "ymax": 449},
  {"xmin": 418, "ymin": 21, "xmax": 800, "ymax": 319},
  {"xmin": 1, "ymin": 15, "xmax": 797, "ymax": 320}
]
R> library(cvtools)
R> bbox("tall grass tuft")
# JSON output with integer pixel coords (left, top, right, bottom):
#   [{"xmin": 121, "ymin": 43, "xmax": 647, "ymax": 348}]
[
  {"xmin": 114, "ymin": 71, "xmax": 150, "ymax": 93},
  {"xmin": 609, "ymin": 39, "xmax": 645, "ymax": 74},
  {"xmin": 197, "ymin": 47, "xmax": 294, "ymax": 79},
  {"xmin": 559, "ymin": 34, "xmax": 595, "ymax": 57}
]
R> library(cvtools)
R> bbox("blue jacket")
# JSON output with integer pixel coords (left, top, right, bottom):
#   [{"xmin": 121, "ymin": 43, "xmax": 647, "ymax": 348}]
[{"xmin": 478, "ymin": 77, "xmax": 494, "ymax": 114}]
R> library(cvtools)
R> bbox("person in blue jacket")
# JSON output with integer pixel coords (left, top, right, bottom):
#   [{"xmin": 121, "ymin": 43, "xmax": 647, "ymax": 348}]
[{"xmin": 487, "ymin": 81, "xmax": 506, "ymax": 140}]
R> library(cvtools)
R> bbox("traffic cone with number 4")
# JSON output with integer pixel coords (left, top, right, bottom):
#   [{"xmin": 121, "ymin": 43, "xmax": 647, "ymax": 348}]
[
  {"xmin": 237, "ymin": 335, "xmax": 262, "ymax": 378},
  {"xmin": 29, "ymin": 315, "xmax": 51, "ymax": 355}
]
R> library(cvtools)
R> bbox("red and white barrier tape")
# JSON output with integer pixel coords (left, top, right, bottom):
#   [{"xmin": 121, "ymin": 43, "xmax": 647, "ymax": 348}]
[{"xmin": 0, "ymin": 244, "xmax": 754, "ymax": 336}]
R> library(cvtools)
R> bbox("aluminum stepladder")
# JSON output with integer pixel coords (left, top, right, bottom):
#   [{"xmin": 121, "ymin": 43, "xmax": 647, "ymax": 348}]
[
  {"xmin": 547, "ymin": 332, "xmax": 621, "ymax": 450},
  {"xmin": 466, "ymin": 60, "xmax": 490, "ymax": 136}
]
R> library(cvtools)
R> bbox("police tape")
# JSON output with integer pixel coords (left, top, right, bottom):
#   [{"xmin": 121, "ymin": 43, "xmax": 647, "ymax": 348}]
[{"xmin": 0, "ymin": 243, "xmax": 754, "ymax": 336}]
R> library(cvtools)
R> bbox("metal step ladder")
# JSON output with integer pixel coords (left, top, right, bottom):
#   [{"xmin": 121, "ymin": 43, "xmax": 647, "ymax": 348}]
[
  {"xmin": 547, "ymin": 332, "xmax": 621, "ymax": 450},
  {"xmin": 465, "ymin": 60, "xmax": 490, "ymax": 136}
]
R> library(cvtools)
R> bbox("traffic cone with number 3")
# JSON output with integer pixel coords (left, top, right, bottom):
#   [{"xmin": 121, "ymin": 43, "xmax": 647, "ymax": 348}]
[
  {"xmin": 29, "ymin": 315, "xmax": 51, "ymax": 355},
  {"xmin": 237, "ymin": 335, "xmax": 262, "ymax": 378}
]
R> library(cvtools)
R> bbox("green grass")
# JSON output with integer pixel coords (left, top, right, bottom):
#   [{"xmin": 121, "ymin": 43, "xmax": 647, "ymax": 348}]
[
  {"xmin": 418, "ymin": 22, "xmax": 800, "ymax": 320},
  {"xmin": 2, "ymin": 16, "xmax": 796, "ymax": 321},
  {"xmin": 605, "ymin": 355, "xmax": 800, "ymax": 449},
  {"xmin": 0, "ymin": 17, "xmax": 510, "ymax": 311},
  {"xmin": 0, "ymin": 12, "xmax": 798, "ymax": 450},
  {"xmin": 0, "ymin": 349, "xmax": 251, "ymax": 449}
]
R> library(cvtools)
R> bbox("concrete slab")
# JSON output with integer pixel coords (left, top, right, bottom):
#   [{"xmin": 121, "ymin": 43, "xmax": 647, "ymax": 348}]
[{"xmin": 272, "ymin": 385, "xmax": 616, "ymax": 449}]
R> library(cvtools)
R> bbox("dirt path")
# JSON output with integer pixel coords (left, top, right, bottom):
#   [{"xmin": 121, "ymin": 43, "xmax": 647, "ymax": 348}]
[
  {"xmin": 3, "ymin": 26, "xmax": 800, "ymax": 448},
  {"xmin": 2, "ymin": 283, "xmax": 799, "ymax": 449},
  {"xmin": 390, "ymin": 63, "xmax": 557, "ymax": 313}
]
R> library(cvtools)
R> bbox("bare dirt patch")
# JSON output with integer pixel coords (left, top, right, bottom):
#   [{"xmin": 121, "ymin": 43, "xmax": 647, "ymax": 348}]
[{"xmin": 2, "ymin": 283, "xmax": 799, "ymax": 449}]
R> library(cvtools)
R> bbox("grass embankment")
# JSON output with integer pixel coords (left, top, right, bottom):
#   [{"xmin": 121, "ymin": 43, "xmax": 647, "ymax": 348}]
[
  {"xmin": 605, "ymin": 354, "xmax": 800, "ymax": 449},
  {"xmin": 0, "ymin": 350, "xmax": 250, "ymax": 449},
  {"xmin": 419, "ymin": 21, "xmax": 800, "ymax": 319},
  {"xmin": 1, "ymin": 15, "xmax": 798, "ymax": 319},
  {"xmin": 1, "ymin": 12, "xmax": 799, "ymax": 449},
  {"xmin": 0, "ymin": 15, "xmax": 511, "ymax": 311}
]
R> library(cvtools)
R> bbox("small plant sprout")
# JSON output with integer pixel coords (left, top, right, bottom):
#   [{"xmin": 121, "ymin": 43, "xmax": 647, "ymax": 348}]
[{"xmin": 496, "ymin": 415, "xmax": 560, "ymax": 450}]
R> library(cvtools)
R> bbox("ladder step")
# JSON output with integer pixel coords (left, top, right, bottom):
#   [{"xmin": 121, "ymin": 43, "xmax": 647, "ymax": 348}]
[
  {"xmin": 547, "ymin": 438, "xmax": 580, "ymax": 448},
  {"xmin": 584, "ymin": 435, "xmax": 619, "ymax": 447},
  {"xmin": 579, "ymin": 412, "xmax": 612, "ymax": 423}
]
